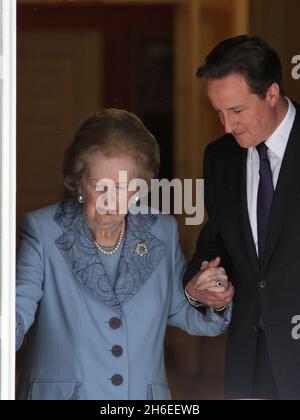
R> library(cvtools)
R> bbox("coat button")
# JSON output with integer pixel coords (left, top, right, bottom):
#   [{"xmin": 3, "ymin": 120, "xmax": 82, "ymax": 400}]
[
  {"xmin": 109, "ymin": 317, "xmax": 122, "ymax": 330},
  {"xmin": 111, "ymin": 374, "xmax": 123, "ymax": 386},
  {"xmin": 111, "ymin": 345, "xmax": 123, "ymax": 357},
  {"xmin": 259, "ymin": 281, "xmax": 266, "ymax": 289}
]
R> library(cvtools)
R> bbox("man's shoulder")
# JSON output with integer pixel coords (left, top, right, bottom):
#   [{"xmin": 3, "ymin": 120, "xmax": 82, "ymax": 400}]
[{"xmin": 205, "ymin": 133, "xmax": 240, "ymax": 157}]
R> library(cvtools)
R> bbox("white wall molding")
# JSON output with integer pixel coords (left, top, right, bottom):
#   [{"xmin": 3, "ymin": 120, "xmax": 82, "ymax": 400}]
[{"xmin": 0, "ymin": 0, "xmax": 16, "ymax": 401}]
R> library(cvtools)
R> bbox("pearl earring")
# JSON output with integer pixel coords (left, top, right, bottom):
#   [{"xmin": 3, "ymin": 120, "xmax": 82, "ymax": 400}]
[{"xmin": 78, "ymin": 195, "xmax": 84, "ymax": 204}]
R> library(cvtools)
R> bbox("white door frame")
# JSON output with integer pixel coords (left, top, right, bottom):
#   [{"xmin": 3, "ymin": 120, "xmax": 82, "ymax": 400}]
[{"xmin": 0, "ymin": 0, "xmax": 16, "ymax": 401}]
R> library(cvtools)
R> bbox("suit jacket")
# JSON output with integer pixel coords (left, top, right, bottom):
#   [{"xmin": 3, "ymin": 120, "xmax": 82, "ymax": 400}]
[
  {"xmin": 16, "ymin": 198, "xmax": 231, "ymax": 400},
  {"xmin": 184, "ymin": 103, "xmax": 300, "ymax": 400}
]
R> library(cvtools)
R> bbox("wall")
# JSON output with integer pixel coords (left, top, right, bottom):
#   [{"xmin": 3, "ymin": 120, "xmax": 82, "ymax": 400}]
[
  {"xmin": 250, "ymin": 0, "xmax": 300, "ymax": 102},
  {"xmin": 0, "ymin": 0, "xmax": 16, "ymax": 401}
]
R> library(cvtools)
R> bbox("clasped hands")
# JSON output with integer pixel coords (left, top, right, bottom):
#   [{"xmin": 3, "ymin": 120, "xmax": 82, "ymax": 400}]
[{"xmin": 186, "ymin": 256, "xmax": 234, "ymax": 309}]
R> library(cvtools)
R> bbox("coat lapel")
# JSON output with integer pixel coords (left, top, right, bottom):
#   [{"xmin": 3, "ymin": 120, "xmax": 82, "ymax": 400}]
[
  {"xmin": 54, "ymin": 199, "xmax": 121, "ymax": 309},
  {"xmin": 114, "ymin": 212, "xmax": 166, "ymax": 306},
  {"xmin": 226, "ymin": 144, "xmax": 260, "ymax": 275},
  {"xmin": 54, "ymin": 199, "xmax": 165, "ymax": 311},
  {"xmin": 263, "ymin": 107, "xmax": 300, "ymax": 268}
]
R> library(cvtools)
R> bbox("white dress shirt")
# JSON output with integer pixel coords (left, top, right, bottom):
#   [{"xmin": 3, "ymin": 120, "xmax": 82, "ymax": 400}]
[{"xmin": 247, "ymin": 97, "xmax": 296, "ymax": 254}]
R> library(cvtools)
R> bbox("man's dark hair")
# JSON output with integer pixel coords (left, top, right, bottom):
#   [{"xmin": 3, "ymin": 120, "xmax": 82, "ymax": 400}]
[{"xmin": 197, "ymin": 35, "xmax": 285, "ymax": 98}]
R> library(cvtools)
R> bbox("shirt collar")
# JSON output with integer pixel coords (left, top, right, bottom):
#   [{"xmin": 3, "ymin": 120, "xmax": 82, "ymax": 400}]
[
  {"xmin": 265, "ymin": 97, "xmax": 296, "ymax": 159},
  {"xmin": 249, "ymin": 97, "xmax": 296, "ymax": 161}
]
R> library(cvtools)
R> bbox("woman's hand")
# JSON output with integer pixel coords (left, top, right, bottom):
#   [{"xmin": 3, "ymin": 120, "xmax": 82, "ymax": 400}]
[{"xmin": 185, "ymin": 257, "xmax": 234, "ymax": 308}]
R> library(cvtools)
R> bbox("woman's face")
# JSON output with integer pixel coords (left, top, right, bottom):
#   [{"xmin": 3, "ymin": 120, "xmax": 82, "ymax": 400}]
[{"xmin": 80, "ymin": 150, "xmax": 139, "ymax": 230}]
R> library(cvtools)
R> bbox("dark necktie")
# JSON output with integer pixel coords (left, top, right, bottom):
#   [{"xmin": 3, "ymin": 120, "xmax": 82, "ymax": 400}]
[{"xmin": 256, "ymin": 142, "xmax": 274, "ymax": 260}]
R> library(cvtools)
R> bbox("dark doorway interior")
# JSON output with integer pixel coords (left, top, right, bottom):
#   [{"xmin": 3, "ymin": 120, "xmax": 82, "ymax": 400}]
[{"xmin": 18, "ymin": 4, "xmax": 174, "ymax": 221}]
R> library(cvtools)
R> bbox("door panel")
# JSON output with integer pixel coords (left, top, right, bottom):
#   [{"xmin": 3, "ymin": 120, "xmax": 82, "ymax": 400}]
[{"xmin": 17, "ymin": 30, "xmax": 102, "ymax": 217}]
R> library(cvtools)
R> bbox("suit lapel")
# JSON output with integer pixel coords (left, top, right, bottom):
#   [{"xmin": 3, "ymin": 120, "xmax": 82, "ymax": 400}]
[
  {"xmin": 226, "ymin": 144, "xmax": 260, "ymax": 274},
  {"xmin": 263, "ymin": 107, "xmax": 300, "ymax": 268}
]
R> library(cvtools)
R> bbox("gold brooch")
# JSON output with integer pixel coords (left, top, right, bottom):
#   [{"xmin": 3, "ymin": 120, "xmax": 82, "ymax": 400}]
[{"xmin": 134, "ymin": 242, "xmax": 148, "ymax": 256}]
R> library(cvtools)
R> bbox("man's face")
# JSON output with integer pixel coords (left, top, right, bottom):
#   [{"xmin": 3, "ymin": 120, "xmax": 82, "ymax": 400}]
[{"xmin": 206, "ymin": 73, "xmax": 279, "ymax": 148}]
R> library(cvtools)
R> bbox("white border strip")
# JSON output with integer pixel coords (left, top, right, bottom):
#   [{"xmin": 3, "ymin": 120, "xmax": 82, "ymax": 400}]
[{"xmin": 0, "ymin": 0, "xmax": 16, "ymax": 400}]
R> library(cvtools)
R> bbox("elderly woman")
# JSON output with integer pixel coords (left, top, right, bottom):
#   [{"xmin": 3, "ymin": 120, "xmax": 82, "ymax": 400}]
[{"xmin": 16, "ymin": 109, "xmax": 233, "ymax": 400}]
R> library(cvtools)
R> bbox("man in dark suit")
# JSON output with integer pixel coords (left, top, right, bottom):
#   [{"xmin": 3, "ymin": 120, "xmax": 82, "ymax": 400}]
[{"xmin": 184, "ymin": 35, "xmax": 300, "ymax": 400}]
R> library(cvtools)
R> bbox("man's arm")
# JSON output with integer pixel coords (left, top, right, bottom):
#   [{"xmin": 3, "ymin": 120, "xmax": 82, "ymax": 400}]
[{"xmin": 183, "ymin": 144, "xmax": 234, "ymax": 307}]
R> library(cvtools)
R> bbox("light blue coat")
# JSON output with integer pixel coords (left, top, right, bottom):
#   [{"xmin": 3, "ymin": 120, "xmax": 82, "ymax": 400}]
[{"xmin": 16, "ymin": 199, "xmax": 231, "ymax": 400}]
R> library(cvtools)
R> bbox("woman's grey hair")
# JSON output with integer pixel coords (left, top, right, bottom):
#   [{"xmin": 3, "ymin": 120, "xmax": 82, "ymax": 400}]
[{"xmin": 63, "ymin": 108, "xmax": 160, "ymax": 194}]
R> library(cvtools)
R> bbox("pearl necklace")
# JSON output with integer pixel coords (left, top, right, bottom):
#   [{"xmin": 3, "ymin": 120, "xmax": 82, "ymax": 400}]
[{"xmin": 94, "ymin": 219, "xmax": 126, "ymax": 256}]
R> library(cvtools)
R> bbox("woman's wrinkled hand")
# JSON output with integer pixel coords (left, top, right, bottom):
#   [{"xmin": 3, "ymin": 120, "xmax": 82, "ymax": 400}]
[{"xmin": 185, "ymin": 257, "xmax": 235, "ymax": 308}]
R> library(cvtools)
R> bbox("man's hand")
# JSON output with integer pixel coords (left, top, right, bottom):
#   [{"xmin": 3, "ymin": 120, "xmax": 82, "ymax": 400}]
[{"xmin": 185, "ymin": 257, "xmax": 234, "ymax": 308}]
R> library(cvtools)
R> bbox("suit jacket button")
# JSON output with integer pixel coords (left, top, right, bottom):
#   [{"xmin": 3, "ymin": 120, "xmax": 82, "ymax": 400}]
[
  {"xmin": 259, "ymin": 281, "xmax": 266, "ymax": 289},
  {"xmin": 111, "ymin": 374, "xmax": 123, "ymax": 386},
  {"xmin": 111, "ymin": 345, "xmax": 123, "ymax": 357},
  {"xmin": 109, "ymin": 317, "xmax": 122, "ymax": 330}
]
